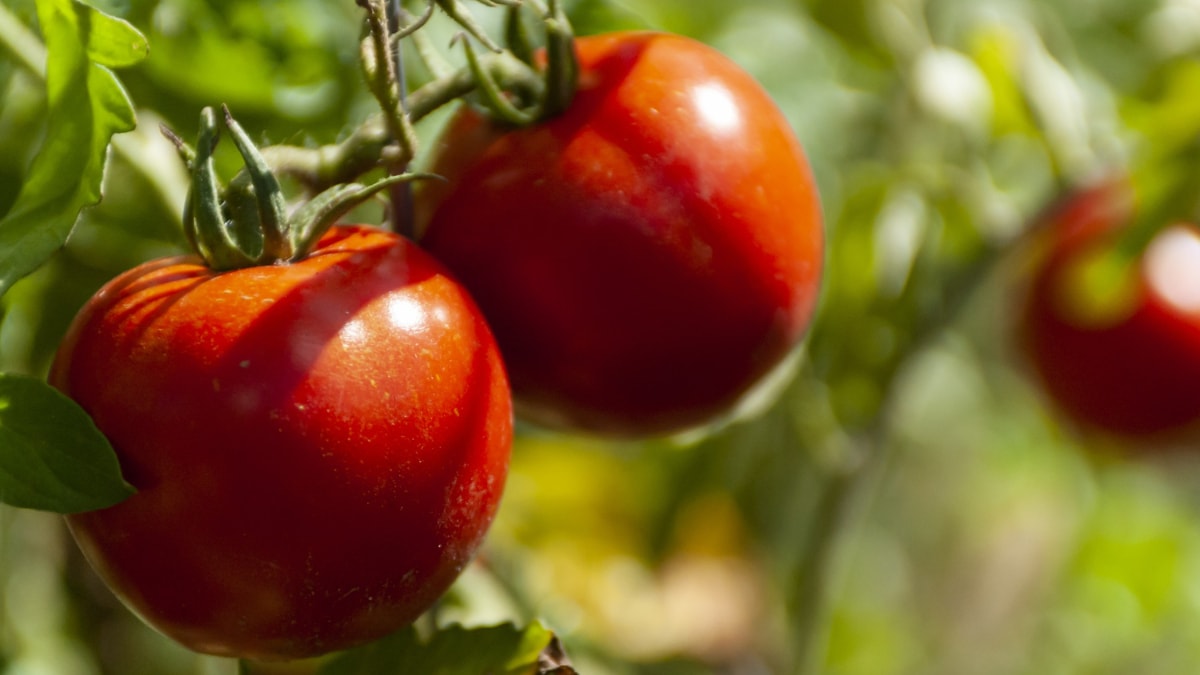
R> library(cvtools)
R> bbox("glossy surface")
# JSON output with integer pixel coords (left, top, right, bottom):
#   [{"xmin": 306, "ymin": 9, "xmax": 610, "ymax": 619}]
[
  {"xmin": 419, "ymin": 32, "xmax": 824, "ymax": 437},
  {"xmin": 1020, "ymin": 181, "xmax": 1200, "ymax": 441},
  {"xmin": 51, "ymin": 226, "xmax": 512, "ymax": 659}
]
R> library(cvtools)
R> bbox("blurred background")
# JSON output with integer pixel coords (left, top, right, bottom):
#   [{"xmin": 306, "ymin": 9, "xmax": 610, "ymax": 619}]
[{"xmin": 5, "ymin": 0, "xmax": 1200, "ymax": 673}]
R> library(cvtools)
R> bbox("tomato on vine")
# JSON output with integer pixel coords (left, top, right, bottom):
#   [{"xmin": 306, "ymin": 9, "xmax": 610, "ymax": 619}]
[
  {"xmin": 52, "ymin": 225, "xmax": 512, "ymax": 660},
  {"xmin": 419, "ymin": 31, "xmax": 824, "ymax": 437},
  {"xmin": 1019, "ymin": 179, "xmax": 1200, "ymax": 443}
]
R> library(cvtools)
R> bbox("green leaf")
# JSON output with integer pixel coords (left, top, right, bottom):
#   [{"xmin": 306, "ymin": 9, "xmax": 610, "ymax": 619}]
[
  {"xmin": 320, "ymin": 622, "xmax": 557, "ymax": 675},
  {"xmin": 0, "ymin": 0, "xmax": 146, "ymax": 299},
  {"xmin": 80, "ymin": 8, "xmax": 147, "ymax": 68},
  {"xmin": 566, "ymin": 0, "xmax": 653, "ymax": 35},
  {"xmin": 0, "ymin": 373, "xmax": 134, "ymax": 513}
]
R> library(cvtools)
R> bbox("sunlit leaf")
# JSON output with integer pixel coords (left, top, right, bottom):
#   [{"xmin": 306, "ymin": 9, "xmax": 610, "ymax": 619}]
[
  {"xmin": 80, "ymin": 8, "xmax": 146, "ymax": 67},
  {"xmin": 0, "ymin": 0, "xmax": 146, "ymax": 298},
  {"xmin": 566, "ymin": 0, "xmax": 654, "ymax": 35}
]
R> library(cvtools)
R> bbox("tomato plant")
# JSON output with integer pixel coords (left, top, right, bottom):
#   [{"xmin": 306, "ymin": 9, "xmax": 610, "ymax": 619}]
[
  {"xmin": 419, "ymin": 31, "xmax": 824, "ymax": 437},
  {"xmin": 16, "ymin": 0, "xmax": 1200, "ymax": 672},
  {"xmin": 1019, "ymin": 180, "xmax": 1200, "ymax": 442},
  {"xmin": 50, "ymin": 225, "xmax": 513, "ymax": 660}
]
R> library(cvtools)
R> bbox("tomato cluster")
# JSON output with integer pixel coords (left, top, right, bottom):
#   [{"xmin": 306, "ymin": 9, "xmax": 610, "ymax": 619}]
[
  {"xmin": 1019, "ymin": 180, "xmax": 1200, "ymax": 444},
  {"xmin": 52, "ymin": 31, "xmax": 823, "ymax": 660}
]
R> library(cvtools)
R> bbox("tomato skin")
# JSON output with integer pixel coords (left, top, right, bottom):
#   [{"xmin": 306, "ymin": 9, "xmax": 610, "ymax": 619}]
[
  {"xmin": 1020, "ymin": 181, "xmax": 1200, "ymax": 442},
  {"xmin": 50, "ymin": 225, "xmax": 512, "ymax": 660},
  {"xmin": 419, "ymin": 31, "xmax": 824, "ymax": 437}
]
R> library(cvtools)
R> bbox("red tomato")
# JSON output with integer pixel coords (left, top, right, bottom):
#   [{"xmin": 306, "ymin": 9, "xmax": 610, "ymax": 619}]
[
  {"xmin": 1020, "ymin": 180, "xmax": 1200, "ymax": 442},
  {"xmin": 418, "ymin": 31, "xmax": 824, "ymax": 437},
  {"xmin": 50, "ymin": 225, "xmax": 512, "ymax": 660}
]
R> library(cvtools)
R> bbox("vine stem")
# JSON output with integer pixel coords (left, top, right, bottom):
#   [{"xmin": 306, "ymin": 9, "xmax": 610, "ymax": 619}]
[
  {"xmin": 788, "ymin": 236, "xmax": 1019, "ymax": 675},
  {"xmin": 386, "ymin": 0, "xmax": 415, "ymax": 238},
  {"xmin": 789, "ymin": 425, "xmax": 891, "ymax": 675},
  {"xmin": 359, "ymin": 0, "xmax": 418, "ymax": 165},
  {"xmin": 243, "ymin": 50, "xmax": 538, "ymax": 191}
]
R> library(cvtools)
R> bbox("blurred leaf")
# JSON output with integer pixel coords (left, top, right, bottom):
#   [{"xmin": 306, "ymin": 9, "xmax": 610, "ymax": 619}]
[
  {"xmin": 971, "ymin": 27, "xmax": 1039, "ymax": 138},
  {"xmin": 566, "ymin": 0, "xmax": 654, "ymax": 35},
  {"xmin": 0, "ymin": 0, "xmax": 144, "ymax": 299},
  {"xmin": 1127, "ymin": 59, "xmax": 1200, "ymax": 165},
  {"xmin": 319, "ymin": 622, "xmax": 558, "ymax": 675},
  {"xmin": 135, "ymin": 0, "xmax": 358, "ymax": 123},
  {"xmin": 0, "ymin": 372, "xmax": 133, "ymax": 512},
  {"xmin": 799, "ymin": 0, "xmax": 890, "ymax": 64}
]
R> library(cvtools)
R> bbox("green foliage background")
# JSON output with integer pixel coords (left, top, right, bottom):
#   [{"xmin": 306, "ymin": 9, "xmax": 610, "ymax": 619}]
[{"xmin": 4, "ymin": 0, "xmax": 1200, "ymax": 673}]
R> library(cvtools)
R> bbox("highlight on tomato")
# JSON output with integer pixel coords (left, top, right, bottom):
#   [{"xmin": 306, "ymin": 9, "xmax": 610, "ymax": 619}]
[{"xmin": 419, "ymin": 31, "xmax": 824, "ymax": 438}]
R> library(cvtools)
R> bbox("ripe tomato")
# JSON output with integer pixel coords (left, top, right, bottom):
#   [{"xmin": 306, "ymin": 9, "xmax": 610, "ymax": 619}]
[
  {"xmin": 50, "ymin": 225, "xmax": 512, "ymax": 660},
  {"xmin": 1020, "ymin": 180, "xmax": 1200, "ymax": 442},
  {"xmin": 418, "ymin": 31, "xmax": 824, "ymax": 437}
]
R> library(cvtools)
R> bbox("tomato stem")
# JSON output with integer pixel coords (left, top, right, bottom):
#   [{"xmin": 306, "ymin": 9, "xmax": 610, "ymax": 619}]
[
  {"xmin": 214, "ymin": 1, "xmax": 569, "ymax": 200},
  {"xmin": 359, "ymin": 0, "xmax": 419, "ymax": 168},
  {"xmin": 289, "ymin": 173, "xmax": 435, "ymax": 258},
  {"xmin": 539, "ymin": 0, "xmax": 578, "ymax": 119},
  {"xmin": 158, "ymin": 124, "xmax": 196, "ymax": 170},
  {"xmin": 434, "ymin": 0, "xmax": 503, "ymax": 52},
  {"xmin": 458, "ymin": 33, "xmax": 537, "ymax": 125},
  {"xmin": 408, "ymin": 13, "xmax": 455, "ymax": 79},
  {"xmin": 504, "ymin": 4, "xmax": 536, "ymax": 66},
  {"xmin": 229, "ymin": 50, "xmax": 541, "ymax": 195},
  {"xmin": 386, "ymin": 0, "xmax": 417, "ymax": 240},
  {"xmin": 389, "ymin": 0, "xmax": 436, "ymax": 43},
  {"xmin": 223, "ymin": 106, "xmax": 294, "ymax": 262},
  {"xmin": 186, "ymin": 108, "xmax": 257, "ymax": 271},
  {"xmin": 410, "ymin": 50, "xmax": 545, "ymax": 119}
]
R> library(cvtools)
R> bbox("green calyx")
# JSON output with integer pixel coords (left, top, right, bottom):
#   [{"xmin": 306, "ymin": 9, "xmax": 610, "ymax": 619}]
[
  {"xmin": 174, "ymin": 106, "xmax": 426, "ymax": 272},
  {"xmin": 453, "ymin": 0, "xmax": 578, "ymax": 126},
  {"xmin": 537, "ymin": 0, "xmax": 579, "ymax": 119}
]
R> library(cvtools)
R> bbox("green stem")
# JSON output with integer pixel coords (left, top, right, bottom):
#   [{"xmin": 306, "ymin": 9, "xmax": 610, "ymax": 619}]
[
  {"xmin": 408, "ymin": 50, "xmax": 542, "ymax": 119},
  {"xmin": 505, "ymin": 3, "xmax": 536, "ymax": 66},
  {"xmin": 539, "ymin": 0, "xmax": 578, "ymax": 118},
  {"xmin": 385, "ymin": 0, "xmax": 415, "ymax": 239},
  {"xmin": 435, "ymin": 0, "xmax": 502, "ymax": 52},
  {"xmin": 223, "ymin": 106, "xmax": 293, "ymax": 261},
  {"xmin": 288, "ymin": 172, "xmax": 434, "ymax": 258},
  {"xmin": 189, "ymin": 108, "xmax": 256, "ymax": 270},
  {"xmin": 242, "ymin": 51, "xmax": 540, "ymax": 192},
  {"xmin": 261, "ymin": 124, "xmax": 390, "ymax": 189},
  {"xmin": 409, "ymin": 15, "xmax": 455, "ymax": 79},
  {"xmin": 788, "ymin": 238, "xmax": 1014, "ymax": 675},
  {"xmin": 390, "ymin": 0, "xmax": 436, "ymax": 43},
  {"xmin": 789, "ymin": 431, "xmax": 889, "ymax": 675},
  {"xmin": 361, "ymin": 0, "xmax": 419, "ymax": 166},
  {"xmin": 458, "ymin": 33, "xmax": 536, "ymax": 125}
]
